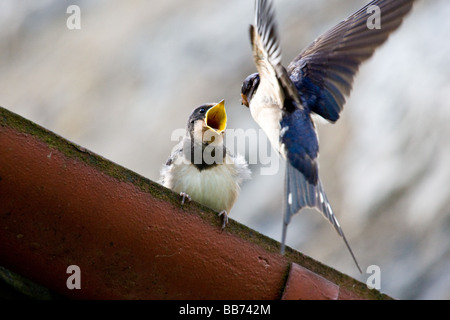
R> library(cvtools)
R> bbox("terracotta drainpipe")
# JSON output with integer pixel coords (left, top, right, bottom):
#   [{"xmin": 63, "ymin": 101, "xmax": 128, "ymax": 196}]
[{"xmin": 0, "ymin": 106, "xmax": 391, "ymax": 300}]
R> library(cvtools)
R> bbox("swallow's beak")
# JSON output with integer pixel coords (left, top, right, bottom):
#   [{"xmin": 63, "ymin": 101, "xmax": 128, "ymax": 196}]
[
  {"xmin": 241, "ymin": 93, "xmax": 249, "ymax": 107},
  {"xmin": 206, "ymin": 100, "xmax": 227, "ymax": 133}
]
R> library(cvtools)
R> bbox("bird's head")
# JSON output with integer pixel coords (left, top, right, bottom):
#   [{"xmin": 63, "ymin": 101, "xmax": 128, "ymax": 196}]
[
  {"xmin": 241, "ymin": 73, "xmax": 260, "ymax": 107},
  {"xmin": 187, "ymin": 100, "xmax": 227, "ymax": 144}
]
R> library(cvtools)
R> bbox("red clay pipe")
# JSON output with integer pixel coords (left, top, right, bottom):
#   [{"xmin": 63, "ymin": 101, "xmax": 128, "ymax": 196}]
[{"xmin": 0, "ymin": 106, "xmax": 390, "ymax": 299}]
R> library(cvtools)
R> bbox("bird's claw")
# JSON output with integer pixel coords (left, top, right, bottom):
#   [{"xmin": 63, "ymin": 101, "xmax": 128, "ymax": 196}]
[
  {"xmin": 218, "ymin": 210, "xmax": 229, "ymax": 230},
  {"xmin": 180, "ymin": 192, "xmax": 191, "ymax": 205}
]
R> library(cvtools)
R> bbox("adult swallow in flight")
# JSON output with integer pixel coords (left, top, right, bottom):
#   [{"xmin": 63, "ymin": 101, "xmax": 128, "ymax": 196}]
[
  {"xmin": 160, "ymin": 100, "xmax": 251, "ymax": 229},
  {"xmin": 241, "ymin": 0, "xmax": 413, "ymax": 272}
]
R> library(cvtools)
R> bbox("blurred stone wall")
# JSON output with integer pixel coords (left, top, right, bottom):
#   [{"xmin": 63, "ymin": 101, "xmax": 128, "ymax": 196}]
[{"xmin": 0, "ymin": 0, "xmax": 449, "ymax": 299}]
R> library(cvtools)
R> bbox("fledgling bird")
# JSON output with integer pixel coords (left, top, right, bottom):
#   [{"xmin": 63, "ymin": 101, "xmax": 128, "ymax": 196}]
[
  {"xmin": 241, "ymin": 0, "xmax": 414, "ymax": 272},
  {"xmin": 160, "ymin": 100, "xmax": 251, "ymax": 229}
]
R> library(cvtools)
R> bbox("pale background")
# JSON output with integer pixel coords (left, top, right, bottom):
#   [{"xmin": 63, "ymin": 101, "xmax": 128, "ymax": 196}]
[{"xmin": 0, "ymin": 0, "xmax": 449, "ymax": 299}]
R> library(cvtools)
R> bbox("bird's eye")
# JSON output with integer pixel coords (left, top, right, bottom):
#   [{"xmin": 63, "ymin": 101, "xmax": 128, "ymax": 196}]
[{"xmin": 199, "ymin": 108, "xmax": 206, "ymax": 114}]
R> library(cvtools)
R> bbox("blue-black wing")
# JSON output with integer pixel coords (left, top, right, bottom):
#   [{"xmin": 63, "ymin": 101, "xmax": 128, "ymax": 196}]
[
  {"xmin": 280, "ymin": 106, "xmax": 319, "ymax": 185},
  {"xmin": 288, "ymin": 0, "xmax": 414, "ymax": 122}
]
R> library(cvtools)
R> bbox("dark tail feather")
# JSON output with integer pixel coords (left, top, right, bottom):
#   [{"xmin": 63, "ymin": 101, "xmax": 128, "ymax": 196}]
[{"xmin": 282, "ymin": 162, "xmax": 362, "ymax": 273}]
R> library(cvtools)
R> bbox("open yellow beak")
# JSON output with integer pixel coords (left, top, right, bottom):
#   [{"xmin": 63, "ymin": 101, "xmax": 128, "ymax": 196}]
[{"xmin": 206, "ymin": 100, "xmax": 227, "ymax": 133}]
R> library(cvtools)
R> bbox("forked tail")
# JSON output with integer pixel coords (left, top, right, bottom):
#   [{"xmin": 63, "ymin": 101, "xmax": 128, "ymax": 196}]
[{"xmin": 282, "ymin": 162, "xmax": 362, "ymax": 273}]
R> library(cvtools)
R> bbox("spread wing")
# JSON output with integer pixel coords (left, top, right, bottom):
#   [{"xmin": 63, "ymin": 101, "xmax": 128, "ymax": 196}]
[
  {"xmin": 288, "ymin": 0, "xmax": 414, "ymax": 122},
  {"xmin": 250, "ymin": 0, "xmax": 301, "ymax": 105}
]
